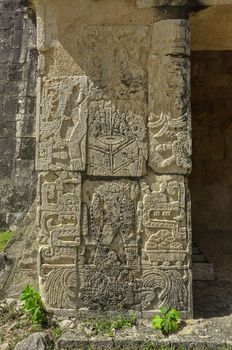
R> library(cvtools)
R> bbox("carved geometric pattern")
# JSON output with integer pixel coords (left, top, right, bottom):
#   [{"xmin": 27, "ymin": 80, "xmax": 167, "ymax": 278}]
[{"xmin": 87, "ymin": 100, "xmax": 147, "ymax": 177}]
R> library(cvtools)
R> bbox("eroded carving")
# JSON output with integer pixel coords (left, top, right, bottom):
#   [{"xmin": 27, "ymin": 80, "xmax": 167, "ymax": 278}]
[
  {"xmin": 148, "ymin": 112, "xmax": 191, "ymax": 173},
  {"xmin": 38, "ymin": 171, "xmax": 81, "ymax": 311},
  {"xmin": 37, "ymin": 76, "xmax": 88, "ymax": 171},
  {"xmin": 87, "ymin": 100, "xmax": 147, "ymax": 177},
  {"xmin": 80, "ymin": 181, "xmax": 140, "ymax": 310},
  {"xmin": 141, "ymin": 269, "xmax": 189, "ymax": 311},
  {"xmin": 140, "ymin": 175, "xmax": 190, "ymax": 268},
  {"xmin": 148, "ymin": 20, "xmax": 191, "ymax": 174}
]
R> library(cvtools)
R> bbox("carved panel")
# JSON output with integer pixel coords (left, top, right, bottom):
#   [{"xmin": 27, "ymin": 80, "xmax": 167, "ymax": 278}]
[
  {"xmin": 148, "ymin": 20, "xmax": 192, "ymax": 174},
  {"xmin": 87, "ymin": 99, "xmax": 147, "ymax": 177},
  {"xmin": 79, "ymin": 181, "xmax": 141, "ymax": 310},
  {"xmin": 138, "ymin": 175, "xmax": 191, "ymax": 312},
  {"xmin": 37, "ymin": 76, "xmax": 88, "ymax": 171},
  {"xmin": 141, "ymin": 269, "xmax": 191, "ymax": 312},
  {"xmin": 35, "ymin": 16, "xmax": 193, "ymax": 317},
  {"xmin": 38, "ymin": 171, "xmax": 81, "ymax": 311}
]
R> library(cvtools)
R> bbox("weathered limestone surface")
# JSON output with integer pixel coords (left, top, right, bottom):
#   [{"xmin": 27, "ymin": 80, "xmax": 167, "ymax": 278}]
[
  {"xmin": 148, "ymin": 20, "xmax": 191, "ymax": 174},
  {"xmin": 34, "ymin": 0, "xmax": 192, "ymax": 318},
  {"xmin": 0, "ymin": 203, "xmax": 39, "ymax": 298},
  {"xmin": 0, "ymin": 0, "xmax": 37, "ymax": 228}
]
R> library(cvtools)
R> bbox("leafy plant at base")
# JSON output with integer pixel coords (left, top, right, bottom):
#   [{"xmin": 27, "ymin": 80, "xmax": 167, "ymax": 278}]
[
  {"xmin": 51, "ymin": 325, "xmax": 64, "ymax": 340},
  {"xmin": 84, "ymin": 311, "xmax": 137, "ymax": 337},
  {"xmin": 145, "ymin": 339, "xmax": 155, "ymax": 350},
  {"xmin": 21, "ymin": 285, "xmax": 47, "ymax": 326},
  {"xmin": 152, "ymin": 307, "xmax": 181, "ymax": 336}
]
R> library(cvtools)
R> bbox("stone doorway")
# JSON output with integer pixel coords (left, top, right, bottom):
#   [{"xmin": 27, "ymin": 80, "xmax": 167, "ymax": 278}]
[{"xmin": 190, "ymin": 7, "xmax": 232, "ymax": 318}]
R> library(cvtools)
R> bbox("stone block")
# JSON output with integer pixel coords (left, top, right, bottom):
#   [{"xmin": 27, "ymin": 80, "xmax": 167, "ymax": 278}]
[
  {"xmin": 0, "ymin": 138, "xmax": 15, "ymax": 159},
  {"xmin": 12, "ymin": 29, "xmax": 23, "ymax": 47},
  {"xmin": 0, "ymin": 9, "xmax": 14, "ymax": 18},
  {"xmin": 0, "ymin": 64, "xmax": 8, "ymax": 80},
  {"xmin": 8, "ymin": 63, "xmax": 23, "ymax": 81},
  {"xmin": 0, "ymin": 18, "xmax": 11, "ymax": 30},
  {"xmin": 0, "ymin": 159, "xmax": 13, "ymax": 177},
  {"xmin": 0, "ymin": 122, "xmax": 16, "ymax": 138},
  {"xmin": 19, "ymin": 137, "xmax": 36, "ymax": 160},
  {"xmin": 0, "ymin": 48, "xmax": 10, "ymax": 63},
  {"xmin": 4, "ymin": 98, "xmax": 18, "ymax": 114}
]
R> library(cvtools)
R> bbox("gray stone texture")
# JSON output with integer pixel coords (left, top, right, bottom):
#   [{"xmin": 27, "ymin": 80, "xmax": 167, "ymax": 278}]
[
  {"xmin": 14, "ymin": 332, "xmax": 52, "ymax": 350},
  {"xmin": 0, "ymin": 0, "xmax": 37, "ymax": 228}
]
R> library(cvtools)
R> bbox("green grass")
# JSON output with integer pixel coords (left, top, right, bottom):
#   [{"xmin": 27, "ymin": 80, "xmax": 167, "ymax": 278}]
[{"xmin": 0, "ymin": 230, "xmax": 13, "ymax": 252}]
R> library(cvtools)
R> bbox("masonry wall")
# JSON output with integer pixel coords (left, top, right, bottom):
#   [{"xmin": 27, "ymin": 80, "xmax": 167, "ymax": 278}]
[
  {"xmin": 190, "ymin": 51, "xmax": 232, "ymax": 234},
  {"xmin": 0, "ymin": 0, "xmax": 37, "ymax": 228}
]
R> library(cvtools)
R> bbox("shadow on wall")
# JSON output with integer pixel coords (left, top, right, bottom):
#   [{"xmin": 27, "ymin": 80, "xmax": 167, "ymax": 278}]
[{"xmin": 190, "ymin": 50, "xmax": 232, "ymax": 318}]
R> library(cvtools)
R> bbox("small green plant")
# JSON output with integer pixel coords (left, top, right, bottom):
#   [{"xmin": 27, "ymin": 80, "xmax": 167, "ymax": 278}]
[
  {"xmin": 152, "ymin": 307, "xmax": 181, "ymax": 336},
  {"xmin": 84, "ymin": 312, "xmax": 137, "ymax": 337},
  {"xmin": 0, "ymin": 230, "xmax": 13, "ymax": 251},
  {"xmin": 51, "ymin": 325, "xmax": 64, "ymax": 340},
  {"xmin": 145, "ymin": 339, "xmax": 154, "ymax": 350},
  {"xmin": 21, "ymin": 285, "xmax": 47, "ymax": 326}
]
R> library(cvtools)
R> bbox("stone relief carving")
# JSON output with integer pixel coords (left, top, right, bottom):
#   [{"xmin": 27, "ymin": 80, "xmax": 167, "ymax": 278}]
[
  {"xmin": 87, "ymin": 100, "xmax": 147, "ymax": 177},
  {"xmin": 148, "ymin": 20, "xmax": 191, "ymax": 174},
  {"xmin": 138, "ymin": 175, "xmax": 191, "ymax": 312},
  {"xmin": 148, "ymin": 112, "xmax": 191, "ymax": 174},
  {"xmin": 38, "ymin": 171, "xmax": 81, "ymax": 311},
  {"xmin": 36, "ymin": 20, "xmax": 192, "ymax": 316},
  {"xmin": 141, "ymin": 269, "xmax": 189, "ymax": 311},
  {"xmin": 140, "ymin": 175, "xmax": 190, "ymax": 268},
  {"xmin": 37, "ymin": 76, "xmax": 88, "ymax": 171},
  {"xmin": 79, "ymin": 181, "xmax": 141, "ymax": 310}
]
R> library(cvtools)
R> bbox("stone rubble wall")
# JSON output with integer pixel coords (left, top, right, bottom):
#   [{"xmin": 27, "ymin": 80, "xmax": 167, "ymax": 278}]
[{"xmin": 0, "ymin": 0, "xmax": 37, "ymax": 229}]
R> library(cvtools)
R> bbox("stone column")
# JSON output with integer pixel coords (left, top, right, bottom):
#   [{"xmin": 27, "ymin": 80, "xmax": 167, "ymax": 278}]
[
  {"xmin": 142, "ymin": 5, "xmax": 192, "ymax": 318},
  {"xmin": 34, "ymin": 0, "xmax": 193, "ymax": 318}
]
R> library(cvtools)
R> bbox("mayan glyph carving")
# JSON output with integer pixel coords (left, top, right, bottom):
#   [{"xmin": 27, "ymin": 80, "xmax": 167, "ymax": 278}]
[
  {"xmin": 38, "ymin": 171, "xmax": 81, "ymax": 311},
  {"xmin": 87, "ymin": 100, "xmax": 147, "ymax": 177},
  {"xmin": 80, "ymin": 181, "xmax": 141, "ymax": 310},
  {"xmin": 148, "ymin": 112, "xmax": 191, "ymax": 173},
  {"xmin": 35, "ymin": 0, "xmax": 193, "ymax": 317},
  {"xmin": 148, "ymin": 20, "xmax": 192, "ymax": 174},
  {"xmin": 141, "ymin": 269, "xmax": 189, "ymax": 311},
  {"xmin": 139, "ymin": 175, "xmax": 191, "ymax": 312},
  {"xmin": 37, "ymin": 76, "xmax": 88, "ymax": 171}
]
